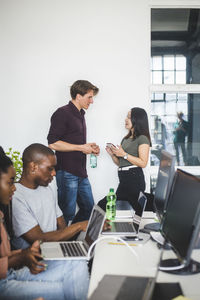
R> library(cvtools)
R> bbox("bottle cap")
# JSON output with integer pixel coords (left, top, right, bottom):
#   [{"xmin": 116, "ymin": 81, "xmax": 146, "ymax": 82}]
[{"xmin": 110, "ymin": 188, "xmax": 114, "ymax": 192}]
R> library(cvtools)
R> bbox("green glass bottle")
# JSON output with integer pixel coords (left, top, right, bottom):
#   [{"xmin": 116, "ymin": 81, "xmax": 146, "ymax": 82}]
[
  {"xmin": 106, "ymin": 188, "xmax": 116, "ymax": 221},
  {"xmin": 90, "ymin": 154, "xmax": 97, "ymax": 168}
]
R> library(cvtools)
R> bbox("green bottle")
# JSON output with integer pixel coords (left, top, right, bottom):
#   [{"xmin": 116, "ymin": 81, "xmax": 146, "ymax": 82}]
[
  {"xmin": 106, "ymin": 188, "xmax": 116, "ymax": 221},
  {"xmin": 90, "ymin": 154, "xmax": 97, "ymax": 168}
]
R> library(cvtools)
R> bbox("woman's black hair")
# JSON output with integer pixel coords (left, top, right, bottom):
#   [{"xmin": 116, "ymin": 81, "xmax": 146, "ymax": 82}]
[
  {"xmin": 0, "ymin": 146, "xmax": 13, "ymax": 175},
  {"xmin": 124, "ymin": 107, "xmax": 152, "ymax": 146},
  {"xmin": 0, "ymin": 146, "xmax": 14, "ymax": 243}
]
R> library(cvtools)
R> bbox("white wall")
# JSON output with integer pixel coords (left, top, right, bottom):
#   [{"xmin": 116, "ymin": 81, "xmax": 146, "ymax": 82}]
[{"xmin": 0, "ymin": 0, "xmax": 151, "ymax": 201}]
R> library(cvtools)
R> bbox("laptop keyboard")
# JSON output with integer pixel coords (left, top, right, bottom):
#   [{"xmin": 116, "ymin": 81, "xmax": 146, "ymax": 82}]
[
  {"xmin": 60, "ymin": 242, "xmax": 87, "ymax": 257},
  {"xmin": 114, "ymin": 222, "xmax": 135, "ymax": 232}
]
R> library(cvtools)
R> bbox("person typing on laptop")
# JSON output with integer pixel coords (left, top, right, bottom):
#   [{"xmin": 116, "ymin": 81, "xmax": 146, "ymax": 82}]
[{"xmin": 11, "ymin": 143, "xmax": 88, "ymax": 250}]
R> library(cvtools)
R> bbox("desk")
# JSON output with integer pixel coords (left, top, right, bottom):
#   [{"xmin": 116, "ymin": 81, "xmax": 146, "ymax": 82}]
[{"xmin": 88, "ymin": 217, "xmax": 200, "ymax": 300}]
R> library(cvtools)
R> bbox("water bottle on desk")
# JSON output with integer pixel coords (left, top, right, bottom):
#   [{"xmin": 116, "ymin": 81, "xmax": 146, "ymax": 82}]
[
  {"xmin": 106, "ymin": 188, "xmax": 116, "ymax": 221},
  {"xmin": 90, "ymin": 153, "xmax": 97, "ymax": 168}
]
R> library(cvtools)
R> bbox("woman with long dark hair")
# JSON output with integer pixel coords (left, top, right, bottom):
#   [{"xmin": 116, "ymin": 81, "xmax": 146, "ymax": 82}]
[{"xmin": 106, "ymin": 107, "xmax": 151, "ymax": 210}]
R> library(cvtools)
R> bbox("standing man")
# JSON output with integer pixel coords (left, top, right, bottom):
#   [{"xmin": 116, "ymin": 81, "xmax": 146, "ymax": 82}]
[
  {"xmin": 47, "ymin": 80, "xmax": 99, "ymax": 224},
  {"xmin": 173, "ymin": 112, "xmax": 189, "ymax": 165}
]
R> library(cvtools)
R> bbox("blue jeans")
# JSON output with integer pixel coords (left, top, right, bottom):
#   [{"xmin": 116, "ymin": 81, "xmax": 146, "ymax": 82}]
[
  {"xmin": 56, "ymin": 170, "xmax": 94, "ymax": 224},
  {"xmin": 0, "ymin": 260, "xmax": 89, "ymax": 300}
]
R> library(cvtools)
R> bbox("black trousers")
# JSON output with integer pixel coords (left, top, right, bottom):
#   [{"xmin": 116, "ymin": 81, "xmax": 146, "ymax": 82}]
[{"xmin": 98, "ymin": 167, "xmax": 145, "ymax": 213}]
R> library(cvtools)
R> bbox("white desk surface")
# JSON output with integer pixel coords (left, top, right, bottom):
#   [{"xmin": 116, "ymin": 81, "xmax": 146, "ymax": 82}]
[{"xmin": 88, "ymin": 217, "xmax": 200, "ymax": 300}]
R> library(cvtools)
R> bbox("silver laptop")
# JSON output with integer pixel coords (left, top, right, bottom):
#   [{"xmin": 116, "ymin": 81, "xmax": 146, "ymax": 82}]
[
  {"xmin": 40, "ymin": 205, "xmax": 105, "ymax": 260},
  {"xmin": 115, "ymin": 200, "xmax": 135, "ymax": 219},
  {"xmin": 101, "ymin": 192, "xmax": 147, "ymax": 236}
]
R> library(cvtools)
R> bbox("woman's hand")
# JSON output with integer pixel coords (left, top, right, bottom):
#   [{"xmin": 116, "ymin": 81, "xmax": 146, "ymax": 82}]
[
  {"xmin": 22, "ymin": 240, "xmax": 46, "ymax": 274},
  {"xmin": 111, "ymin": 145, "xmax": 126, "ymax": 157},
  {"xmin": 105, "ymin": 146, "xmax": 115, "ymax": 156},
  {"xmin": 30, "ymin": 240, "xmax": 41, "ymax": 253},
  {"xmin": 106, "ymin": 145, "xmax": 120, "ymax": 166}
]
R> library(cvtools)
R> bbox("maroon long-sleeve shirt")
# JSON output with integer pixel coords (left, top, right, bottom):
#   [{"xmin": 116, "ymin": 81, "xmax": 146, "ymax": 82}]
[{"xmin": 47, "ymin": 101, "xmax": 87, "ymax": 178}]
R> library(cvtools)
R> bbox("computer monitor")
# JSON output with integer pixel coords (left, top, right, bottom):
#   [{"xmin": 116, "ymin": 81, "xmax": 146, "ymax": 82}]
[
  {"xmin": 144, "ymin": 150, "xmax": 175, "ymax": 231},
  {"xmin": 159, "ymin": 169, "xmax": 200, "ymax": 275}
]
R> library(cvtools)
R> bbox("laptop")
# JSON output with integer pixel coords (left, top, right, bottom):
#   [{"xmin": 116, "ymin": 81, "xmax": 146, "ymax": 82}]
[
  {"xmin": 88, "ymin": 274, "xmax": 183, "ymax": 300},
  {"xmin": 115, "ymin": 200, "xmax": 135, "ymax": 219},
  {"xmin": 40, "ymin": 205, "xmax": 105, "ymax": 260},
  {"xmin": 101, "ymin": 192, "xmax": 147, "ymax": 237},
  {"xmin": 88, "ymin": 274, "xmax": 155, "ymax": 300},
  {"xmin": 88, "ymin": 247, "xmax": 166, "ymax": 300}
]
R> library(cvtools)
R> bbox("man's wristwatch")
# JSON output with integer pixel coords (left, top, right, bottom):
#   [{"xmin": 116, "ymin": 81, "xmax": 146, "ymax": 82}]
[{"xmin": 123, "ymin": 153, "xmax": 128, "ymax": 160}]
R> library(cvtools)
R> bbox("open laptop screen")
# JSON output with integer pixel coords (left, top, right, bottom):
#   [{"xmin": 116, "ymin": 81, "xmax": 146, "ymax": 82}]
[
  {"xmin": 132, "ymin": 192, "xmax": 147, "ymax": 231},
  {"xmin": 85, "ymin": 206, "xmax": 105, "ymax": 246}
]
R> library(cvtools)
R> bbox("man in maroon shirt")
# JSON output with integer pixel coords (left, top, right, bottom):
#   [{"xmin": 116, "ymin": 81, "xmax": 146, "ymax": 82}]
[{"xmin": 47, "ymin": 80, "xmax": 99, "ymax": 224}]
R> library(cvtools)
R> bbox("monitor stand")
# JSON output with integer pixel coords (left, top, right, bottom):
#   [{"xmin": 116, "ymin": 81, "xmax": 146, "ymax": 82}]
[
  {"xmin": 144, "ymin": 222, "xmax": 160, "ymax": 232},
  {"xmin": 159, "ymin": 258, "xmax": 200, "ymax": 275}
]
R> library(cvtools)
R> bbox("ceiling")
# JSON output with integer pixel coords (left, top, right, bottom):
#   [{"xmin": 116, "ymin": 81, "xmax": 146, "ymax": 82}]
[{"xmin": 151, "ymin": 9, "xmax": 200, "ymax": 56}]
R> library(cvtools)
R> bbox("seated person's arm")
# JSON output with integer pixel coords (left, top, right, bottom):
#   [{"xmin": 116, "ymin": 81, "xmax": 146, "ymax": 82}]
[
  {"xmin": 7, "ymin": 241, "xmax": 45, "ymax": 274},
  {"xmin": 21, "ymin": 221, "xmax": 88, "ymax": 245},
  {"xmin": 57, "ymin": 216, "xmax": 67, "ymax": 230}
]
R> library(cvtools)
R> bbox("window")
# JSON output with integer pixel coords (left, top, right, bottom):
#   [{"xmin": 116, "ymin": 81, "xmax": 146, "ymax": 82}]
[
  {"xmin": 151, "ymin": 55, "xmax": 186, "ymax": 85},
  {"xmin": 150, "ymin": 7, "xmax": 200, "ymax": 191},
  {"xmin": 150, "ymin": 93, "xmax": 200, "ymax": 168}
]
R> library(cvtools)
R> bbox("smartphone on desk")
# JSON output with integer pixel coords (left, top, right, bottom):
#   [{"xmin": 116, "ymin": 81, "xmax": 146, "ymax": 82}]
[{"xmin": 106, "ymin": 143, "xmax": 116, "ymax": 148}]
